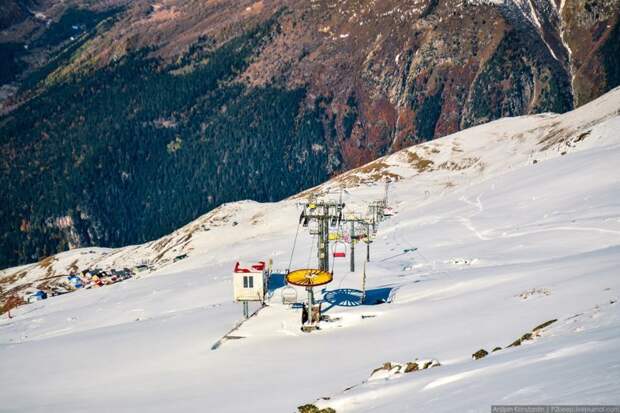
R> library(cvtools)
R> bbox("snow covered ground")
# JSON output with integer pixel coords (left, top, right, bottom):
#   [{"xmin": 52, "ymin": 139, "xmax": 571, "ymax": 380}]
[{"xmin": 1, "ymin": 88, "xmax": 619, "ymax": 412}]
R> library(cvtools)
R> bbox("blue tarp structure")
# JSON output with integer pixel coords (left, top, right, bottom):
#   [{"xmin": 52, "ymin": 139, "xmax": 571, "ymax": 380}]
[
  {"xmin": 68, "ymin": 275, "xmax": 83, "ymax": 288},
  {"xmin": 28, "ymin": 290, "xmax": 48, "ymax": 302}
]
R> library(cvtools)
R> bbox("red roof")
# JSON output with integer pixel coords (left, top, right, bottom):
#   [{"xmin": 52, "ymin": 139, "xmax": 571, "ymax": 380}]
[{"xmin": 234, "ymin": 261, "xmax": 266, "ymax": 273}]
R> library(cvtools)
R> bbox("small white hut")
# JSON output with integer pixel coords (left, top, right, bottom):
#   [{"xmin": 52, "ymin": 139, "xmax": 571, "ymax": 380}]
[{"xmin": 233, "ymin": 261, "xmax": 267, "ymax": 302}]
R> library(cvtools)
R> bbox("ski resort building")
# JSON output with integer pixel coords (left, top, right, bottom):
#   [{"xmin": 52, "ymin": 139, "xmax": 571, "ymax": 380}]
[{"xmin": 232, "ymin": 261, "xmax": 267, "ymax": 302}]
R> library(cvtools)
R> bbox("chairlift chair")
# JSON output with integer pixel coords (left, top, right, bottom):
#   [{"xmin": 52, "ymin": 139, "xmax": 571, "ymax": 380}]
[
  {"xmin": 299, "ymin": 211, "xmax": 310, "ymax": 227},
  {"xmin": 281, "ymin": 286, "xmax": 298, "ymax": 305},
  {"xmin": 328, "ymin": 231, "xmax": 342, "ymax": 241},
  {"xmin": 332, "ymin": 241, "xmax": 347, "ymax": 258}
]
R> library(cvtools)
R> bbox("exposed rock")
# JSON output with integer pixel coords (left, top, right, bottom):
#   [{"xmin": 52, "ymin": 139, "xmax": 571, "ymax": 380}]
[
  {"xmin": 298, "ymin": 404, "xmax": 336, "ymax": 413},
  {"xmin": 372, "ymin": 359, "xmax": 440, "ymax": 379},
  {"xmin": 507, "ymin": 319, "xmax": 559, "ymax": 348},
  {"xmin": 404, "ymin": 362, "xmax": 419, "ymax": 373},
  {"xmin": 371, "ymin": 362, "xmax": 394, "ymax": 376},
  {"xmin": 533, "ymin": 319, "xmax": 558, "ymax": 332},
  {"xmin": 562, "ymin": 0, "xmax": 620, "ymax": 106},
  {"xmin": 492, "ymin": 347, "xmax": 502, "ymax": 352},
  {"xmin": 423, "ymin": 360, "xmax": 437, "ymax": 369},
  {"xmin": 0, "ymin": 294, "xmax": 25, "ymax": 316},
  {"xmin": 472, "ymin": 349, "xmax": 488, "ymax": 360},
  {"xmin": 508, "ymin": 332, "xmax": 534, "ymax": 348},
  {"xmin": 517, "ymin": 288, "xmax": 551, "ymax": 300}
]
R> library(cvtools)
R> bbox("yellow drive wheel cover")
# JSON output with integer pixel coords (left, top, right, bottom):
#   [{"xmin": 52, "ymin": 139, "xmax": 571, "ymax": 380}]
[{"xmin": 286, "ymin": 269, "xmax": 333, "ymax": 287}]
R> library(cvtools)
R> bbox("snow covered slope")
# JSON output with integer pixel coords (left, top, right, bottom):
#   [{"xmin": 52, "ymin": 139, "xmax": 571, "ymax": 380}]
[{"xmin": 1, "ymin": 87, "xmax": 619, "ymax": 412}]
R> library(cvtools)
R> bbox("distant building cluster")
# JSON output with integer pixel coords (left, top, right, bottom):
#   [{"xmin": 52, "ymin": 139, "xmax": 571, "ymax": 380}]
[
  {"xmin": 26, "ymin": 266, "xmax": 141, "ymax": 303},
  {"xmin": 24, "ymin": 254, "xmax": 190, "ymax": 305}
]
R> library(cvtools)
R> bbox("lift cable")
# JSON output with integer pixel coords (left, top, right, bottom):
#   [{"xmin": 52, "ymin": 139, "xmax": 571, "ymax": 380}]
[{"xmin": 287, "ymin": 220, "xmax": 301, "ymax": 273}]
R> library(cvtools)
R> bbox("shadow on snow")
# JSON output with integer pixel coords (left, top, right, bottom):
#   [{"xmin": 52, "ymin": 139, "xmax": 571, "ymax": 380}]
[
  {"xmin": 267, "ymin": 274, "xmax": 288, "ymax": 291},
  {"xmin": 321, "ymin": 287, "xmax": 393, "ymax": 312}
]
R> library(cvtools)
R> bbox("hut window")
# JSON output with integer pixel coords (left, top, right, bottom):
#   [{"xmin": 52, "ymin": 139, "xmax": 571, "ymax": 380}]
[{"xmin": 243, "ymin": 276, "xmax": 254, "ymax": 288}]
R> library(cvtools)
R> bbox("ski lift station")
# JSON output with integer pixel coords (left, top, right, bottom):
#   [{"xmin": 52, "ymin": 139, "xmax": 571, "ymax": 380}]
[
  {"xmin": 222, "ymin": 184, "xmax": 393, "ymax": 337},
  {"xmin": 232, "ymin": 261, "xmax": 267, "ymax": 302}
]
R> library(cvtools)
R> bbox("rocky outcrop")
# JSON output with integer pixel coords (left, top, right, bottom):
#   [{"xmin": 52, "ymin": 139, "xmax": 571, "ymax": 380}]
[
  {"xmin": 298, "ymin": 404, "xmax": 336, "ymax": 413},
  {"xmin": 560, "ymin": 0, "xmax": 620, "ymax": 106},
  {"xmin": 370, "ymin": 359, "xmax": 441, "ymax": 380}
]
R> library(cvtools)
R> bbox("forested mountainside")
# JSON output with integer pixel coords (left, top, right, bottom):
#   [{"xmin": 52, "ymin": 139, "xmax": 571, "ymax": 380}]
[{"xmin": 1, "ymin": 0, "xmax": 619, "ymax": 268}]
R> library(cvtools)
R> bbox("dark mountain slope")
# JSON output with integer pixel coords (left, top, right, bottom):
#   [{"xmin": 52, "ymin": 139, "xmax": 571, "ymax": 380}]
[
  {"xmin": 0, "ymin": 0, "xmax": 618, "ymax": 268},
  {"xmin": 1, "ymin": 16, "xmax": 329, "ymax": 266}
]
